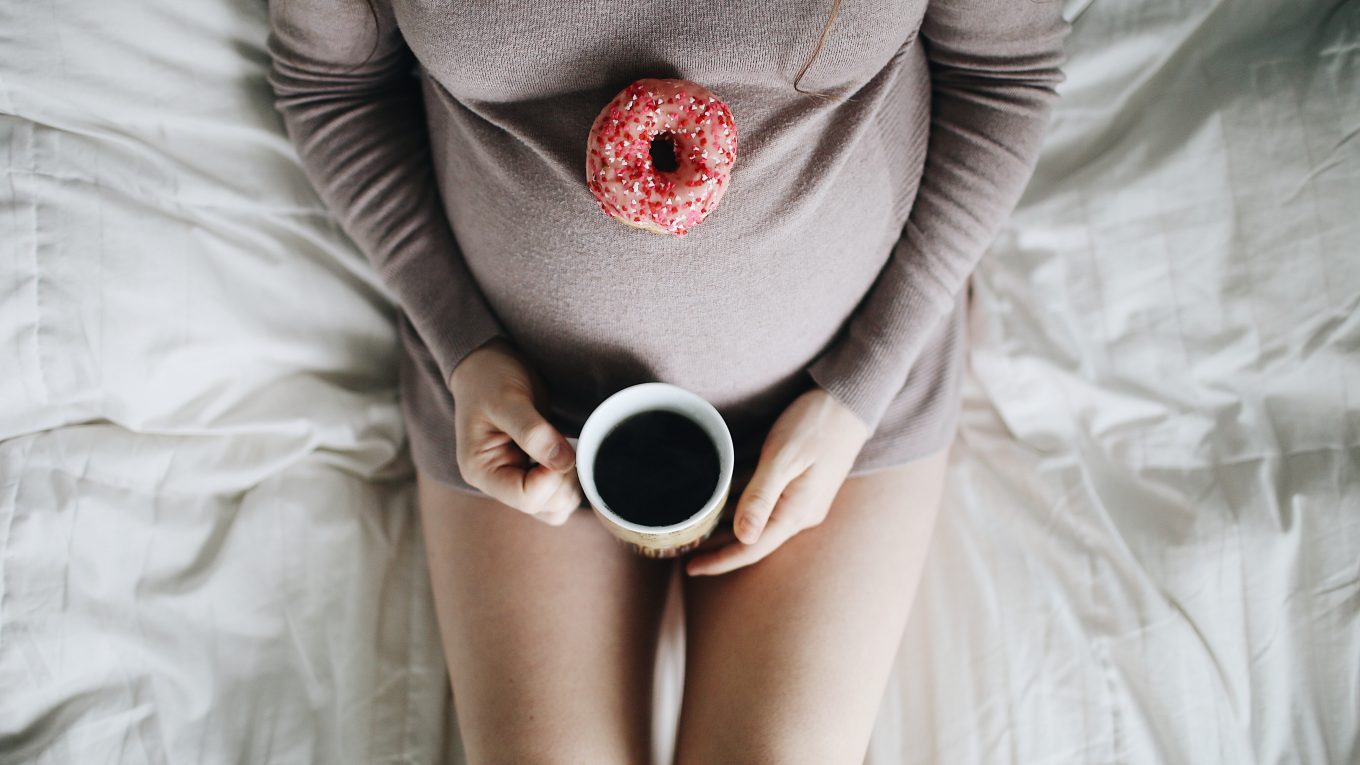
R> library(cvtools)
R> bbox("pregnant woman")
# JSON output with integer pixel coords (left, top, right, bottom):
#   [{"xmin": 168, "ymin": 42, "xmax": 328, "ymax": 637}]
[{"xmin": 269, "ymin": 0, "xmax": 1065, "ymax": 761}]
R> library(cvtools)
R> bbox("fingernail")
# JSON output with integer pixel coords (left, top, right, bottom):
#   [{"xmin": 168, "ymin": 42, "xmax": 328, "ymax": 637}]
[
  {"xmin": 737, "ymin": 518, "xmax": 762, "ymax": 544},
  {"xmin": 548, "ymin": 442, "xmax": 569, "ymax": 469}
]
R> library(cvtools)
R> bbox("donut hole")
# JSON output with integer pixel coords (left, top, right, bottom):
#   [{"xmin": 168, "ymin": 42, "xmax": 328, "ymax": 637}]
[{"xmin": 649, "ymin": 132, "xmax": 679, "ymax": 173}]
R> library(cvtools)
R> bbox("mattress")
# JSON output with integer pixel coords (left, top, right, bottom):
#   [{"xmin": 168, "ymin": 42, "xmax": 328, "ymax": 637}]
[{"xmin": 1, "ymin": 0, "xmax": 1356, "ymax": 763}]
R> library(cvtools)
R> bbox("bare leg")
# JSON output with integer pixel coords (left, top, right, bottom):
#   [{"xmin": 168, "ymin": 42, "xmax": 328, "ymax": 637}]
[
  {"xmin": 417, "ymin": 469, "xmax": 675, "ymax": 765},
  {"xmin": 673, "ymin": 447, "xmax": 950, "ymax": 765}
]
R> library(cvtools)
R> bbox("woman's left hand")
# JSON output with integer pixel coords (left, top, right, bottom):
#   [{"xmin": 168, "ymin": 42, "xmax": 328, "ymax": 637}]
[{"xmin": 685, "ymin": 386, "xmax": 870, "ymax": 576}]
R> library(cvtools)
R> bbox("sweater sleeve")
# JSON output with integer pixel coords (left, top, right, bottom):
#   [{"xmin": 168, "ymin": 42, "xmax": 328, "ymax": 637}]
[
  {"xmin": 267, "ymin": 0, "xmax": 505, "ymax": 389},
  {"xmin": 806, "ymin": 0, "xmax": 1068, "ymax": 432}
]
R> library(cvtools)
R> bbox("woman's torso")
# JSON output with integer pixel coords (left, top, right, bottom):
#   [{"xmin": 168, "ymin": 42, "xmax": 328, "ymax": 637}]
[{"xmin": 392, "ymin": 0, "xmax": 933, "ymax": 449}]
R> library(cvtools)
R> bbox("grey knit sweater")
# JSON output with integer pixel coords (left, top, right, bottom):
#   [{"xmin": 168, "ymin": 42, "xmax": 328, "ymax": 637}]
[{"xmin": 267, "ymin": 0, "xmax": 1066, "ymax": 491}]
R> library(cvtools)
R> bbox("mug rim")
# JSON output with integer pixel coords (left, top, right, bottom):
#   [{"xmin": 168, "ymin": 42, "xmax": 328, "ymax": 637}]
[{"xmin": 576, "ymin": 382, "xmax": 735, "ymax": 536}]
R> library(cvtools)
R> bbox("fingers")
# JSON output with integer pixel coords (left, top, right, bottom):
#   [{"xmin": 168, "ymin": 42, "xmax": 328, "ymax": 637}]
[
  {"xmin": 686, "ymin": 512, "xmax": 802, "ymax": 576},
  {"xmin": 531, "ymin": 470, "xmax": 585, "ymax": 527},
  {"xmin": 479, "ymin": 460, "xmax": 577, "ymax": 519},
  {"xmin": 732, "ymin": 447, "xmax": 806, "ymax": 545},
  {"xmin": 458, "ymin": 388, "xmax": 579, "ymax": 515},
  {"xmin": 448, "ymin": 341, "xmax": 581, "ymax": 522},
  {"xmin": 688, "ymin": 468, "xmax": 828, "ymax": 575},
  {"xmin": 489, "ymin": 390, "xmax": 575, "ymax": 472}
]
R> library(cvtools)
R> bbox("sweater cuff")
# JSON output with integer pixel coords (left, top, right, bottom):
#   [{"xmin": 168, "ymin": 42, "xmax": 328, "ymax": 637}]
[
  {"xmin": 423, "ymin": 310, "xmax": 505, "ymax": 393},
  {"xmin": 383, "ymin": 254, "xmax": 507, "ymax": 391},
  {"xmin": 805, "ymin": 270, "xmax": 956, "ymax": 434}
]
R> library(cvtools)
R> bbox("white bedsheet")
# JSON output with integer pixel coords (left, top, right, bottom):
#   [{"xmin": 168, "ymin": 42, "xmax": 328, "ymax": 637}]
[
  {"xmin": 866, "ymin": 1, "xmax": 1360, "ymax": 762},
  {"xmin": 1, "ymin": 0, "xmax": 1356, "ymax": 763},
  {"xmin": 0, "ymin": 2, "xmax": 452, "ymax": 761}
]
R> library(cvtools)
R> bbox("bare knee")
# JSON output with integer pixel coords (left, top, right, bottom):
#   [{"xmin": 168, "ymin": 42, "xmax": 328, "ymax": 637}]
[
  {"xmin": 454, "ymin": 682, "xmax": 654, "ymax": 765},
  {"xmin": 464, "ymin": 737, "xmax": 641, "ymax": 765},
  {"xmin": 469, "ymin": 752, "xmax": 633, "ymax": 765},
  {"xmin": 675, "ymin": 723, "xmax": 869, "ymax": 765}
]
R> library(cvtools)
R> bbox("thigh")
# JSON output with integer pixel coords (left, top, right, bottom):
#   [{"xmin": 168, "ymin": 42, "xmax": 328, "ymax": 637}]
[
  {"xmin": 417, "ymin": 469, "xmax": 675, "ymax": 765},
  {"xmin": 674, "ymin": 447, "xmax": 950, "ymax": 765}
]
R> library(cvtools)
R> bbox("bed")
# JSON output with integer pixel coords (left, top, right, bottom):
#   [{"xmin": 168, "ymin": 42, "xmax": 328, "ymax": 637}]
[{"xmin": 2, "ymin": 0, "xmax": 1356, "ymax": 763}]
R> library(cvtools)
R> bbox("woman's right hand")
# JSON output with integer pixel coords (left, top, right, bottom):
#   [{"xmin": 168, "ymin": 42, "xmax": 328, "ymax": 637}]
[{"xmin": 448, "ymin": 338, "xmax": 583, "ymax": 525}]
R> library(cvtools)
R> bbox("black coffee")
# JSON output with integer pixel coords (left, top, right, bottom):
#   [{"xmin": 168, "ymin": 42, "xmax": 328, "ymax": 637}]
[{"xmin": 594, "ymin": 410, "xmax": 720, "ymax": 527}]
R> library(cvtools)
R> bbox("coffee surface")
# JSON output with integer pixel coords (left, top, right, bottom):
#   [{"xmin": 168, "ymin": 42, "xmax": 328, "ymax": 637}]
[{"xmin": 594, "ymin": 410, "xmax": 720, "ymax": 527}]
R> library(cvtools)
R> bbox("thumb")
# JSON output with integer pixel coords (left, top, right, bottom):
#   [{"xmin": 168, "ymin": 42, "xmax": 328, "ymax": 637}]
[
  {"xmin": 733, "ymin": 451, "xmax": 800, "ymax": 545},
  {"xmin": 491, "ymin": 392, "xmax": 575, "ymax": 472}
]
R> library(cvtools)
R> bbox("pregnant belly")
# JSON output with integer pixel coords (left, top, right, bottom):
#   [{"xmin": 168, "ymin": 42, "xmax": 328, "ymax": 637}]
[
  {"xmin": 460, "ymin": 199, "xmax": 900, "ymax": 442},
  {"xmin": 443, "ymin": 117, "xmax": 906, "ymax": 438}
]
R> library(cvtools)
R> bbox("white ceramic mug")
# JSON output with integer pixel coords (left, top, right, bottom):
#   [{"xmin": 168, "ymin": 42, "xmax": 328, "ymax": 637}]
[{"xmin": 573, "ymin": 383, "xmax": 735, "ymax": 558}]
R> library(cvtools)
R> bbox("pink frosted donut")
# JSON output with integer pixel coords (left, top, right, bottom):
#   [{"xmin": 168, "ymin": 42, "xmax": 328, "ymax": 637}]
[{"xmin": 586, "ymin": 78, "xmax": 738, "ymax": 237}]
